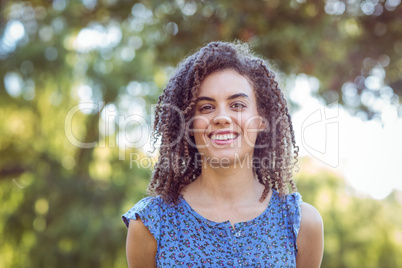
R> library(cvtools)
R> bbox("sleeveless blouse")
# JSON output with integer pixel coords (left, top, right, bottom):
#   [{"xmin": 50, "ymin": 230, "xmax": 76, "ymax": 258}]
[{"xmin": 122, "ymin": 190, "xmax": 302, "ymax": 267}]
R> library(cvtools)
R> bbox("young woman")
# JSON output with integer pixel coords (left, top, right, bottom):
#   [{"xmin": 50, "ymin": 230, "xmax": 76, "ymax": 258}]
[{"xmin": 123, "ymin": 41, "xmax": 323, "ymax": 267}]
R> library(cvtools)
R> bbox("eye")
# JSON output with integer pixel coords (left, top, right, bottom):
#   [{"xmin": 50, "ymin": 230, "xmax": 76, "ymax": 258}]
[
  {"xmin": 199, "ymin": 104, "xmax": 214, "ymax": 112},
  {"xmin": 231, "ymin": 102, "xmax": 246, "ymax": 110}
]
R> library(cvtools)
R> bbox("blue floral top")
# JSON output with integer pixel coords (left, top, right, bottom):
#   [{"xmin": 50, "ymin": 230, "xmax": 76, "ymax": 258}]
[{"xmin": 122, "ymin": 190, "xmax": 302, "ymax": 267}]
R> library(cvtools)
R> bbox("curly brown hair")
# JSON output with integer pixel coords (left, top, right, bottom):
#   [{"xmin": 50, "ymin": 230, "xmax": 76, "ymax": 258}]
[{"xmin": 148, "ymin": 41, "xmax": 299, "ymax": 204}]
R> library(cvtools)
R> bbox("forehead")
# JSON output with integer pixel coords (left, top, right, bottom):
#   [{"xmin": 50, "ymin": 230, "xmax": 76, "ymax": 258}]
[{"xmin": 198, "ymin": 69, "xmax": 255, "ymax": 99}]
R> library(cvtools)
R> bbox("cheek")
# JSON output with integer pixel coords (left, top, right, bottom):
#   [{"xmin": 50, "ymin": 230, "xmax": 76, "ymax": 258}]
[
  {"xmin": 192, "ymin": 117, "xmax": 209, "ymax": 131},
  {"xmin": 241, "ymin": 116, "xmax": 263, "ymax": 143},
  {"xmin": 192, "ymin": 117, "xmax": 209, "ymax": 142},
  {"xmin": 241, "ymin": 112, "xmax": 263, "ymax": 129}
]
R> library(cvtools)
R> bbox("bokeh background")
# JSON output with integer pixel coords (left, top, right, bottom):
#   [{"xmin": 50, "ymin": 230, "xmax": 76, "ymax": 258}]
[{"xmin": 1, "ymin": 0, "xmax": 402, "ymax": 267}]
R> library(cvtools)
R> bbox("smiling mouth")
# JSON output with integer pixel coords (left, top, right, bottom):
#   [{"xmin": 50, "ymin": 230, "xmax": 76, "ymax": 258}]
[
  {"xmin": 208, "ymin": 130, "xmax": 240, "ymax": 146},
  {"xmin": 210, "ymin": 133, "xmax": 239, "ymax": 141}
]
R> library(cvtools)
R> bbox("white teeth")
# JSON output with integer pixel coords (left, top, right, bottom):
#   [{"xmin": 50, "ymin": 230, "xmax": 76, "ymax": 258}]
[{"xmin": 211, "ymin": 134, "xmax": 237, "ymax": 140}]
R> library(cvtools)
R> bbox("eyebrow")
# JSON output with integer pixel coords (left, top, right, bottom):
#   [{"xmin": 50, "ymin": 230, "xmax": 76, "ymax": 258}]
[{"xmin": 196, "ymin": 93, "xmax": 249, "ymax": 103}]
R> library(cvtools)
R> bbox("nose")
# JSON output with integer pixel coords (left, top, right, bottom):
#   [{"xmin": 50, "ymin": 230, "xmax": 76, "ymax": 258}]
[{"xmin": 213, "ymin": 114, "xmax": 232, "ymax": 125}]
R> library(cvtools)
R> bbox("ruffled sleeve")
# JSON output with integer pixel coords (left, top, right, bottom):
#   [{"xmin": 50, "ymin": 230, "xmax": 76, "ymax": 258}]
[
  {"xmin": 122, "ymin": 196, "xmax": 161, "ymax": 242},
  {"xmin": 285, "ymin": 192, "xmax": 302, "ymax": 248}
]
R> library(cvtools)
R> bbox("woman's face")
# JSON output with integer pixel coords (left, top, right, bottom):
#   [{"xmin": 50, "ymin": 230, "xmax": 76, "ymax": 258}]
[{"xmin": 191, "ymin": 69, "xmax": 264, "ymax": 167}]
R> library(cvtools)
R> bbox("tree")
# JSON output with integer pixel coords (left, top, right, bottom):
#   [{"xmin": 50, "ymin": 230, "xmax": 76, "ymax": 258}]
[{"xmin": 0, "ymin": 0, "xmax": 401, "ymax": 267}]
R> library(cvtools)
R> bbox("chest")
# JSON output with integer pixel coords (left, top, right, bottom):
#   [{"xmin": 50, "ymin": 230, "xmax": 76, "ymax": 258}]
[
  {"xmin": 156, "ymin": 215, "xmax": 297, "ymax": 267},
  {"xmin": 193, "ymin": 204, "xmax": 269, "ymax": 227}
]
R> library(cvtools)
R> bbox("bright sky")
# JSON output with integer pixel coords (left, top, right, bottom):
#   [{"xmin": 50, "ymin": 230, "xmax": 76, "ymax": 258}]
[{"xmin": 290, "ymin": 74, "xmax": 402, "ymax": 199}]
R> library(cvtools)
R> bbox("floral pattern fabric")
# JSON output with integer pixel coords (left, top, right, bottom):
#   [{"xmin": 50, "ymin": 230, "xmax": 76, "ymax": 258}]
[{"xmin": 122, "ymin": 190, "xmax": 302, "ymax": 267}]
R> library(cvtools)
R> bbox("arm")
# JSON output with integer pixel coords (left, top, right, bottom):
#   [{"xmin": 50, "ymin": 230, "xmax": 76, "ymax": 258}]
[
  {"xmin": 296, "ymin": 202, "xmax": 324, "ymax": 268},
  {"xmin": 126, "ymin": 218, "xmax": 157, "ymax": 268}
]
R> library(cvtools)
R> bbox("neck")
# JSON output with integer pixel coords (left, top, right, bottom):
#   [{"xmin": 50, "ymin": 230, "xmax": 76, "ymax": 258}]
[{"xmin": 193, "ymin": 156, "xmax": 263, "ymax": 206}]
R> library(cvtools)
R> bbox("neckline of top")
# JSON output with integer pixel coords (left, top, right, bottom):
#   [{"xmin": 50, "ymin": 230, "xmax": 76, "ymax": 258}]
[{"xmin": 178, "ymin": 190, "xmax": 278, "ymax": 229}]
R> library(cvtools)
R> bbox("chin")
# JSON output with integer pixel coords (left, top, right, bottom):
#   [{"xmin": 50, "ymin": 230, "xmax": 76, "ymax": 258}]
[{"xmin": 197, "ymin": 149, "xmax": 254, "ymax": 169}]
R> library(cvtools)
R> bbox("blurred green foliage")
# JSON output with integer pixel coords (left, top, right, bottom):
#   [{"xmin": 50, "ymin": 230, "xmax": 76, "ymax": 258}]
[
  {"xmin": 1, "ymin": 0, "xmax": 402, "ymax": 267},
  {"xmin": 296, "ymin": 158, "xmax": 402, "ymax": 268}
]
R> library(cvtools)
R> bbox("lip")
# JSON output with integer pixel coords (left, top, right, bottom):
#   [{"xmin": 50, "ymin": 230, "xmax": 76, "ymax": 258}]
[{"xmin": 208, "ymin": 130, "xmax": 240, "ymax": 145}]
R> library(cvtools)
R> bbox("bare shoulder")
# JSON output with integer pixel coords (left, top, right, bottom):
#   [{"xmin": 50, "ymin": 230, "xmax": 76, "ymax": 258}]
[
  {"xmin": 296, "ymin": 202, "xmax": 324, "ymax": 268},
  {"xmin": 126, "ymin": 219, "xmax": 157, "ymax": 268},
  {"xmin": 300, "ymin": 202, "xmax": 323, "ymax": 230}
]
